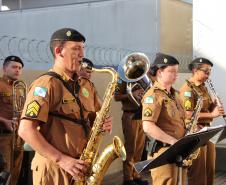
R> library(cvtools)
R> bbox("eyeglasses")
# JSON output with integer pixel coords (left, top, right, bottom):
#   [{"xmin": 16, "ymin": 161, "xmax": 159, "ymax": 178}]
[{"xmin": 198, "ymin": 68, "xmax": 211, "ymax": 75}]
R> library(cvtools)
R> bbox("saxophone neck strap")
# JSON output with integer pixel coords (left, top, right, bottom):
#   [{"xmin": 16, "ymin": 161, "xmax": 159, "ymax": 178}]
[{"xmin": 41, "ymin": 72, "xmax": 88, "ymax": 136}]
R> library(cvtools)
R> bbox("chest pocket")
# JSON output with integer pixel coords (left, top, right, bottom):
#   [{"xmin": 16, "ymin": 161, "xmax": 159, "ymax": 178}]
[
  {"xmin": 163, "ymin": 98, "xmax": 175, "ymax": 118},
  {"xmin": 60, "ymin": 97, "xmax": 80, "ymax": 118},
  {"xmin": 80, "ymin": 89, "xmax": 95, "ymax": 113},
  {"xmin": 164, "ymin": 97, "xmax": 183, "ymax": 119},
  {"xmin": 0, "ymin": 92, "xmax": 12, "ymax": 104}
]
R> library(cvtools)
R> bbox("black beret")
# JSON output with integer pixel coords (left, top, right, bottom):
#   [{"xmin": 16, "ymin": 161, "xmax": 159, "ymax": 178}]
[
  {"xmin": 83, "ymin": 58, "xmax": 94, "ymax": 68},
  {"xmin": 50, "ymin": 28, "xmax": 85, "ymax": 42},
  {"xmin": 153, "ymin": 53, "xmax": 179, "ymax": 67},
  {"xmin": 3, "ymin": 55, "xmax": 24, "ymax": 67},
  {"xmin": 188, "ymin": 57, "xmax": 213, "ymax": 71}
]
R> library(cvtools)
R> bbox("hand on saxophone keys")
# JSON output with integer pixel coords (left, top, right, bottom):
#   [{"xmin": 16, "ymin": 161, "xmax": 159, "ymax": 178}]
[
  {"xmin": 101, "ymin": 115, "xmax": 113, "ymax": 133},
  {"xmin": 56, "ymin": 154, "xmax": 88, "ymax": 180}
]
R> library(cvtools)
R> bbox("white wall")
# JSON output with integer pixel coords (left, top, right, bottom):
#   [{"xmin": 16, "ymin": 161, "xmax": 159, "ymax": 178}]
[
  {"xmin": 193, "ymin": 0, "xmax": 226, "ymax": 145},
  {"xmin": 0, "ymin": 0, "xmax": 159, "ymax": 69}
]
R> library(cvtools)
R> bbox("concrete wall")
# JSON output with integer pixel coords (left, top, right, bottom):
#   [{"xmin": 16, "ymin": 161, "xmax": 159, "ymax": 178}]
[
  {"xmin": 0, "ymin": 0, "xmax": 159, "ymax": 68},
  {"xmin": 193, "ymin": 0, "xmax": 226, "ymax": 145},
  {"xmin": 160, "ymin": 0, "xmax": 192, "ymax": 71}
]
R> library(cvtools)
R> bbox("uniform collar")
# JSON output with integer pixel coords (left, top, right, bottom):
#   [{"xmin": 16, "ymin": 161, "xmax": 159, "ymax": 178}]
[
  {"xmin": 154, "ymin": 81, "xmax": 177, "ymax": 96},
  {"xmin": 188, "ymin": 78, "xmax": 205, "ymax": 87},
  {"xmin": 51, "ymin": 66, "xmax": 78, "ymax": 82},
  {"xmin": 2, "ymin": 75, "xmax": 14, "ymax": 85}
]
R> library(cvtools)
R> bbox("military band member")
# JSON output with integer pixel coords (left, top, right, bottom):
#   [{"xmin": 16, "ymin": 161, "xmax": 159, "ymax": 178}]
[
  {"xmin": 142, "ymin": 53, "xmax": 186, "ymax": 185},
  {"xmin": 179, "ymin": 58, "xmax": 225, "ymax": 185},
  {"xmin": 0, "ymin": 55, "xmax": 24, "ymax": 185},
  {"xmin": 114, "ymin": 77, "xmax": 148, "ymax": 185},
  {"xmin": 18, "ymin": 28, "xmax": 112, "ymax": 185}
]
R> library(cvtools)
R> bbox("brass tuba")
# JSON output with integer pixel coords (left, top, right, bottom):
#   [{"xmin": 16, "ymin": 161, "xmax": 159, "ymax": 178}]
[
  {"xmin": 71, "ymin": 63, "xmax": 126, "ymax": 185},
  {"xmin": 117, "ymin": 52, "xmax": 152, "ymax": 107}
]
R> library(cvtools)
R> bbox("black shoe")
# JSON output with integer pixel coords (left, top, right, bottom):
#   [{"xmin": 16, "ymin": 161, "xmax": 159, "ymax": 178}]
[
  {"xmin": 123, "ymin": 180, "xmax": 139, "ymax": 185},
  {"xmin": 134, "ymin": 178, "xmax": 149, "ymax": 185}
]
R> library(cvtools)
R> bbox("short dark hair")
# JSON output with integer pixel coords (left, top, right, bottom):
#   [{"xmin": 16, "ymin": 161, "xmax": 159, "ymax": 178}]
[
  {"xmin": 149, "ymin": 65, "xmax": 167, "ymax": 77},
  {"xmin": 49, "ymin": 40, "xmax": 66, "ymax": 57}
]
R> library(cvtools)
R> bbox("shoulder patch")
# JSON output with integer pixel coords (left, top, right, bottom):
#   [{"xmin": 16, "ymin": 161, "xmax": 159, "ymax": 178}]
[
  {"xmin": 184, "ymin": 99, "xmax": 192, "ymax": 110},
  {"xmin": 144, "ymin": 96, "xmax": 154, "ymax": 104},
  {"xmin": 25, "ymin": 100, "xmax": 40, "ymax": 118},
  {"xmin": 82, "ymin": 87, "xmax": 89, "ymax": 97},
  {"xmin": 184, "ymin": 91, "xmax": 192, "ymax": 97},
  {"xmin": 34, "ymin": 87, "xmax": 47, "ymax": 98},
  {"xmin": 143, "ymin": 108, "xmax": 152, "ymax": 117}
]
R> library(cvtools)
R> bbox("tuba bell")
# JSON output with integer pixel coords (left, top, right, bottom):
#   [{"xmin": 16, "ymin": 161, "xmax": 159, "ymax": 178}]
[{"xmin": 117, "ymin": 52, "xmax": 152, "ymax": 107}]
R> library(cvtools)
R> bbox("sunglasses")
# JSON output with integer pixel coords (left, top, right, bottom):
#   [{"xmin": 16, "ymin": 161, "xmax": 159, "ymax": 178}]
[{"xmin": 198, "ymin": 68, "xmax": 211, "ymax": 75}]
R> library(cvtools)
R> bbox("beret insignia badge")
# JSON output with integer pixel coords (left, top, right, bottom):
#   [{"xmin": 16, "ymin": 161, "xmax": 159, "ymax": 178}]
[{"xmin": 66, "ymin": 30, "xmax": 72, "ymax": 37}]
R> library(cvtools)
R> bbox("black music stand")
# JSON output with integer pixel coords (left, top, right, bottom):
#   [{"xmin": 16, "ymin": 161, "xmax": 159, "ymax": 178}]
[
  {"xmin": 215, "ymin": 124, "xmax": 226, "ymax": 143},
  {"xmin": 134, "ymin": 125, "xmax": 225, "ymax": 185}
]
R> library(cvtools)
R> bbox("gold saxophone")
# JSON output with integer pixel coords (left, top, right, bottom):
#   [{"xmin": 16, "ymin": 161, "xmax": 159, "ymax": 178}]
[
  {"xmin": 183, "ymin": 80, "xmax": 203, "ymax": 166},
  {"xmin": 71, "ymin": 64, "xmax": 126, "ymax": 185}
]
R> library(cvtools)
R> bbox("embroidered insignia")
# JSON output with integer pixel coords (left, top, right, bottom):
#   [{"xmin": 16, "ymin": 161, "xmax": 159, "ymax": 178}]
[
  {"xmin": 66, "ymin": 30, "xmax": 72, "ymax": 37},
  {"xmin": 184, "ymin": 99, "xmax": 192, "ymax": 110},
  {"xmin": 62, "ymin": 98, "xmax": 75, "ymax": 104},
  {"xmin": 144, "ymin": 108, "xmax": 152, "ymax": 117},
  {"xmin": 184, "ymin": 91, "xmax": 192, "ymax": 97},
  {"xmin": 33, "ymin": 87, "xmax": 47, "ymax": 98},
  {"xmin": 82, "ymin": 88, "xmax": 89, "ymax": 97},
  {"xmin": 144, "ymin": 96, "xmax": 154, "ymax": 104},
  {"xmin": 25, "ymin": 100, "xmax": 40, "ymax": 118},
  {"xmin": 164, "ymin": 58, "xmax": 168, "ymax": 63},
  {"xmin": 200, "ymin": 58, "xmax": 203, "ymax": 63},
  {"xmin": 115, "ymin": 86, "xmax": 120, "ymax": 92}
]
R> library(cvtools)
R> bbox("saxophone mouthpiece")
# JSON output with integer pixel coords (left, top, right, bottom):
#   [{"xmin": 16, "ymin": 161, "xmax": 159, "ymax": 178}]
[{"xmin": 81, "ymin": 61, "xmax": 92, "ymax": 71}]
